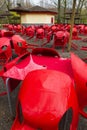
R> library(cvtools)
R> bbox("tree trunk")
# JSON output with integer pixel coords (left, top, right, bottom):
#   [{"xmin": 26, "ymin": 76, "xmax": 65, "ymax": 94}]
[
  {"xmin": 57, "ymin": 0, "xmax": 61, "ymax": 23},
  {"xmin": 63, "ymin": 0, "xmax": 67, "ymax": 23},
  {"xmin": 67, "ymin": 0, "xmax": 76, "ymax": 52}
]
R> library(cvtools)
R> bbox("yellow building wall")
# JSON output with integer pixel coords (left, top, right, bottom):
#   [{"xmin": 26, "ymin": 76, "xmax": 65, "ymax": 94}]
[{"xmin": 21, "ymin": 13, "xmax": 55, "ymax": 24}]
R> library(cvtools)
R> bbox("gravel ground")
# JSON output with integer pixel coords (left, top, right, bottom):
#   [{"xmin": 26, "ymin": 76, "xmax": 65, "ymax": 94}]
[{"xmin": 0, "ymin": 33, "xmax": 87, "ymax": 130}]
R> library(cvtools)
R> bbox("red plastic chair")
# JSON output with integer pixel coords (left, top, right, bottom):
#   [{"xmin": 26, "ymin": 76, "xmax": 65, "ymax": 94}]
[
  {"xmin": 65, "ymin": 24, "xmax": 71, "ymax": 32},
  {"xmin": 84, "ymin": 26, "xmax": 87, "ymax": 35},
  {"xmin": 27, "ymin": 27, "xmax": 35, "ymax": 40},
  {"xmin": 11, "ymin": 35, "xmax": 28, "ymax": 56},
  {"xmin": 0, "ymin": 37, "xmax": 12, "ymax": 65},
  {"xmin": 78, "ymin": 24, "xmax": 85, "ymax": 35},
  {"xmin": 51, "ymin": 25, "xmax": 57, "ymax": 33},
  {"xmin": 35, "ymin": 28, "xmax": 45, "ymax": 41},
  {"xmin": 11, "ymin": 69, "xmax": 79, "ymax": 130},
  {"xmin": 16, "ymin": 25, "xmax": 22, "ymax": 33},
  {"xmin": 0, "ymin": 30, "xmax": 7, "ymax": 37},
  {"xmin": 0, "ymin": 30, "xmax": 14, "ymax": 38},
  {"xmin": 72, "ymin": 27, "xmax": 81, "ymax": 40},
  {"xmin": 8, "ymin": 24, "xmax": 13, "ymax": 31},
  {"xmin": 11, "ymin": 35, "xmax": 35, "ymax": 56},
  {"xmin": 53, "ymin": 31, "xmax": 69, "ymax": 52},
  {"xmin": 71, "ymin": 53, "xmax": 87, "ymax": 118}
]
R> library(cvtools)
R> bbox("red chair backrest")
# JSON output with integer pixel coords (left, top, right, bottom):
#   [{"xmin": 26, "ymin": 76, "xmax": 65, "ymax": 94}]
[
  {"xmin": 36, "ymin": 28, "xmax": 45, "ymax": 39},
  {"xmin": 0, "ymin": 37, "xmax": 12, "ymax": 65},
  {"xmin": 32, "ymin": 48, "xmax": 60, "ymax": 57},
  {"xmin": 11, "ymin": 35, "xmax": 28, "ymax": 56},
  {"xmin": 71, "ymin": 53, "xmax": 87, "ymax": 118}
]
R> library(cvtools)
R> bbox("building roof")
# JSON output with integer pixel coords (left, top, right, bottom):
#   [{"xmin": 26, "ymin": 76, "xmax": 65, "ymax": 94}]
[
  {"xmin": 9, "ymin": 5, "xmax": 57, "ymax": 14},
  {"xmin": 0, "ymin": 11, "xmax": 12, "ymax": 16}
]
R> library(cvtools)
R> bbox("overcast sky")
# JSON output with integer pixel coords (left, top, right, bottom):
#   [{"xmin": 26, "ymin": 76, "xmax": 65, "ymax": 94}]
[
  {"xmin": 32, "ymin": 0, "xmax": 50, "ymax": 5},
  {"xmin": 32, "ymin": 0, "xmax": 40, "ymax": 4}
]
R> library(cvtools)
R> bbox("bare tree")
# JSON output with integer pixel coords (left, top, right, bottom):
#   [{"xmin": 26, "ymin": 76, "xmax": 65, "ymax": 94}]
[
  {"xmin": 0, "ymin": 0, "xmax": 6, "ymax": 9},
  {"xmin": 49, "ymin": 0, "xmax": 74, "ymax": 23},
  {"xmin": 49, "ymin": 0, "xmax": 58, "ymax": 7},
  {"xmin": 77, "ymin": 0, "xmax": 85, "ymax": 13}
]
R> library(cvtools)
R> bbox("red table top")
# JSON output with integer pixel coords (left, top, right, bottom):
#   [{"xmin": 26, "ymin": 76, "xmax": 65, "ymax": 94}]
[{"xmin": 3, "ymin": 54, "xmax": 73, "ymax": 80}]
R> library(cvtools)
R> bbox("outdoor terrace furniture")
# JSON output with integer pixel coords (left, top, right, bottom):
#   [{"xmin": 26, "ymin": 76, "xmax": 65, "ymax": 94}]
[{"xmin": 52, "ymin": 31, "xmax": 70, "ymax": 52}]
